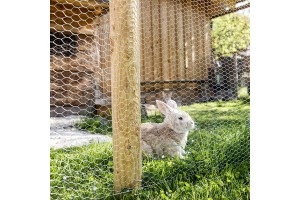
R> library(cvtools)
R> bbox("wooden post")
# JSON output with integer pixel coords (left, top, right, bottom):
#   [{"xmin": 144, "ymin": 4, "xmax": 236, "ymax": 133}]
[{"xmin": 110, "ymin": 0, "xmax": 142, "ymax": 192}]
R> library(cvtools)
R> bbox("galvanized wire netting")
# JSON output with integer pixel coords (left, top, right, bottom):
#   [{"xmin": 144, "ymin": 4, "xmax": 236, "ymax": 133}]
[{"xmin": 50, "ymin": 0, "xmax": 250, "ymax": 199}]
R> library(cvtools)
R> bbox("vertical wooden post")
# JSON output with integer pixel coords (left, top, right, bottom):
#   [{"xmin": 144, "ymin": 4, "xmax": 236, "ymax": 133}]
[
  {"xmin": 202, "ymin": 0, "xmax": 214, "ymax": 99},
  {"xmin": 110, "ymin": 0, "xmax": 142, "ymax": 192}
]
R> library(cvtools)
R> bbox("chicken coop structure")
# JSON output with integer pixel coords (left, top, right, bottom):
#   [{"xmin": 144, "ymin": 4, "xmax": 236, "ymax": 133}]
[{"xmin": 50, "ymin": 0, "xmax": 249, "ymax": 117}]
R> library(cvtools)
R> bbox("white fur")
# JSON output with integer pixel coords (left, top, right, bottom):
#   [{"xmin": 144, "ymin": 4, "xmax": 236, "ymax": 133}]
[
  {"xmin": 166, "ymin": 99, "xmax": 177, "ymax": 109},
  {"xmin": 141, "ymin": 100, "xmax": 195, "ymax": 159},
  {"xmin": 162, "ymin": 91, "xmax": 178, "ymax": 109}
]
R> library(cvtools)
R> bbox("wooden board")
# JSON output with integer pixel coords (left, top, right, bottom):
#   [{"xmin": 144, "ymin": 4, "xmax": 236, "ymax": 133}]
[
  {"xmin": 208, "ymin": 0, "xmax": 237, "ymax": 18},
  {"xmin": 192, "ymin": 1, "xmax": 204, "ymax": 80},
  {"xmin": 168, "ymin": 0, "xmax": 176, "ymax": 81},
  {"xmin": 50, "ymin": 22, "xmax": 94, "ymax": 35},
  {"xmin": 93, "ymin": 14, "xmax": 112, "ymax": 97},
  {"xmin": 50, "ymin": 4, "xmax": 95, "ymax": 20},
  {"xmin": 141, "ymin": 0, "xmax": 154, "ymax": 82},
  {"xmin": 152, "ymin": 0, "xmax": 162, "ymax": 81},
  {"xmin": 50, "ymin": 0, "xmax": 109, "ymax": 10},
  {"xmin": 161, "ymin": 0, "xmax": 170, "ymax": 81},
  {"xmin": 202, "ymin": 1, "xmax": 212, "ymax": 79},
  {"xmin": 184, "ymin": 0, "xmax": 194, "ymax": 80},
  {"xmin": 176, "ymin": 1, "xmax": 185, "ymax": 80}
]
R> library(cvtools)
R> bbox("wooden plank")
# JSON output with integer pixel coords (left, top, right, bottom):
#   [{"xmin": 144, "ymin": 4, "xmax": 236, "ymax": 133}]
[
  {"xmin": 168, "ymin": 0, "xmax": 176, "ymax": 81},
  {"xmin": 160, "ymin": 0, "xmax": 169, "ymax": 81},
  {"xmin": 50, "ymin": 0, "xmax": 108, "ymax": 18},
  {"xmin": 50, "ymin": 54, "xmax": 95, "ymax": 72},
  {"xmin": 50, "ymin": 0, "xmax": 73, "ymax": 10},
  {"xmin": 182, "ymin": 0, "xmax": 188, "ymax": 80},
  {"xmin": 209, "ymin": 0, "xmax": 238, "ymax": 17},
  {"xmin": 94, "ymin": 16, "xmax": 104, "ymax": 96},
  {"xmin": 189, "ymin": 0, "xmax": 195, "ymax": 80},
  {"xmin": 211, "ymin": 3, "xmax": 250, "ymax": 19},
  {"xmin": 51, "ymin": 0, "xmax": 109, "ymax": 10},
  {"xmin": 141, "ymin": 0, "xmax": 154, "ymax": 81},
  {"xmin": 176, "ymin": 1, "xmax": 185, "ymax": 80},
  {"xmin": 143, "ymin": 0, "xmax": 155, "ymax": 81},
  {"xmin": 101, "ymin": 14, "xmax": 111, "ymax": 96},
  {"xmin": 110, "ymin": 0, "xmax": 142, "ymax": 192},
  {"xmin": 173, "ymin": 1, "xmax": 179, "ymax": 80},
  {"xmin": 184, "ymin": 0, "xmax": 193, "ymax": 80},
  {"xmin": 51, "ymin": 14, "xmax": 85, "ymax": 28},
  {"xmin": 190, "ymin": 0, "xmax": 196, "ymax": 80},
  {"xmin": 202, "ymin": 1, "xmax": 212, "ymax": 79},
  {"xmin": 191, "ymin": 1, "xmax": 202, "ymax": 80},
  {"xmin": 140, "ymin": 1, "xmax": 145, "ymax": 82},
  {"xmin": 198, "ymin": 3, "xmax": 208, "ymax": 80},
  {"xmin": 152, "ymin": 0, "xmax": 162, "ymax": 81},
  {"xmin": 50, "ymin": 22, "xmax": 94, "ymax": 35},
  {"xmin": 50, "ymin": 4, "xmax": 97, "ymax": 20},
  {"xmin": 94, "ymin": 14, "xmax": 111, "ymax": 97}
]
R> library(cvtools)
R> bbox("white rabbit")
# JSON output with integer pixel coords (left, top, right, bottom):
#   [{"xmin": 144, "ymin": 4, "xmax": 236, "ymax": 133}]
[
  {"xmin": 162, "ymin": 90, "xmax": 178, "ymax": 109},
  {"xmin": 141, "ymin": 100, "xmax": 195, "ymax": 159}
]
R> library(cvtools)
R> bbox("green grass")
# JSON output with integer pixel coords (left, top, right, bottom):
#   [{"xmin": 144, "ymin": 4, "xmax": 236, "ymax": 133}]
[
  {"xmin": 75, "ymin": 116, "xmax": 113, "ymax": 135},
  {"xmin": 51, "ymin": 99, "xmax": 250, "ymax": 199}
]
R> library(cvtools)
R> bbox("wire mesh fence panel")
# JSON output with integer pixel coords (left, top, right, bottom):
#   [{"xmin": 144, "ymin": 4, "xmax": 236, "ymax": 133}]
[
  {"xmin": 50, "ymin": 0, "xmax": 250, "ymax": 199},
  {"xmin": 50, "ymin": 1, "xmax": 114, "ymax": 199}
]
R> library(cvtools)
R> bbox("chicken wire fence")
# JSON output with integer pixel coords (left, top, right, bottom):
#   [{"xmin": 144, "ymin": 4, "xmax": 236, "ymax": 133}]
[{"xmin": 50, "ymin": 0, "xmax": 250, "ymax": 199}]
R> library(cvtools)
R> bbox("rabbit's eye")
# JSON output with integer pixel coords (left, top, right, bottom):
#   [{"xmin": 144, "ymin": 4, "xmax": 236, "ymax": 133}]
[{"xmin": 178, "ymin": 117, "xmax": 183, "ymax": 120}]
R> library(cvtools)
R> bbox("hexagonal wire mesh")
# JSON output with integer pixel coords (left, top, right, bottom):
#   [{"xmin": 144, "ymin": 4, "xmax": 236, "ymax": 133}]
[{"xmin": 50, "ymin": 0, "xmax": 250, "ymax": 199}]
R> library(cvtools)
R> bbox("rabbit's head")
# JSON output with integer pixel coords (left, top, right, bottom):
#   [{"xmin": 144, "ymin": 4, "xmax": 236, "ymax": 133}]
[{"xmin": 156, "ymin": 100, "xmax": 195, "ymax": 133}]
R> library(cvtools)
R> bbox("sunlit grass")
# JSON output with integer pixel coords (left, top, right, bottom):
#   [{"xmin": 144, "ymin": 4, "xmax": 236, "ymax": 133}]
[{"xmin": 51, "ymin": 99, "xmax": 250, "ymax": 199}]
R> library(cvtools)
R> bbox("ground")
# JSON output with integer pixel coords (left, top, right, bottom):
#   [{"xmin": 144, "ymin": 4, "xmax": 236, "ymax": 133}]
[
  {"xmin": 50, "ymin": 116, "xmax": 111, "ymax": 149},
  {"xmin": 50, "ymin": 97, "xmax": 250, "ymax": 200}
]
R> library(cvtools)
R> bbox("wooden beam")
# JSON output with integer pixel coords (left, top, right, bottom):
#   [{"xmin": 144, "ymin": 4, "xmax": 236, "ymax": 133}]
[
  {"xmin": 237, "ymin": 0, "xmax": 249, "ymax": 4},
  {"xmin": 50, "ymin": 13, "xmax": 95, "ymax": 28},
  {"xmin": 141, "ymin": 80, "xmax": 207, "ymax": 85},
  {"xmin": 176, "ymin": 1, "xmax": 185, "ymax": 81},
  {"xmin": 50, "ymin": 0, "xmax": 108, "ymax": 17},
  {"xmin": 211, "ymin": 3, "xmax": 250, "ymax": 19},
  {"xmin": 110, "ymin": 0, "xmax": 142, "ymax": 193},
  {"xmin": 152, "ymin": 0, "xmax": 161, "ymax": 81},
  {"xmin": 168, "ymin": 1, "xmax": 176, "ymax": 81},
  {"xmin": 51, "ymin": 0, "xmax": 109, "ymax": 10},
  {"xmin": 50, "ymin": 22, "xmax": 94, "ymax": 35},
  {"xmin": 160, "ymin": 0, "xmax": 168, "ymax": 81},
  {"xmin": 50, "ymin": 4, "xmax": 97, "ymax": 19}
]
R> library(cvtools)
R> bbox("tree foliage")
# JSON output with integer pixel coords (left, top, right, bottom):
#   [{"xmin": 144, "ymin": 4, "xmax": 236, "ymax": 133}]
[{"xmin": 212, "ymin": 13, "xmax": 250, "ymax": 59}]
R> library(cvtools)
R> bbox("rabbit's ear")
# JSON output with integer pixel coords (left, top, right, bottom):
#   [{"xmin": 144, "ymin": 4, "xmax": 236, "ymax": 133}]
[
  {"xmin": 156, "ymin": 100, "xmax": 173, "ymax": 116},
  {"xmin": 162, "ymin": 91, "xmax": 167, "ymax": 99},
  {"xmin": 168, "ymin": 100, "xmax": 178, "ymax": 109}
]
